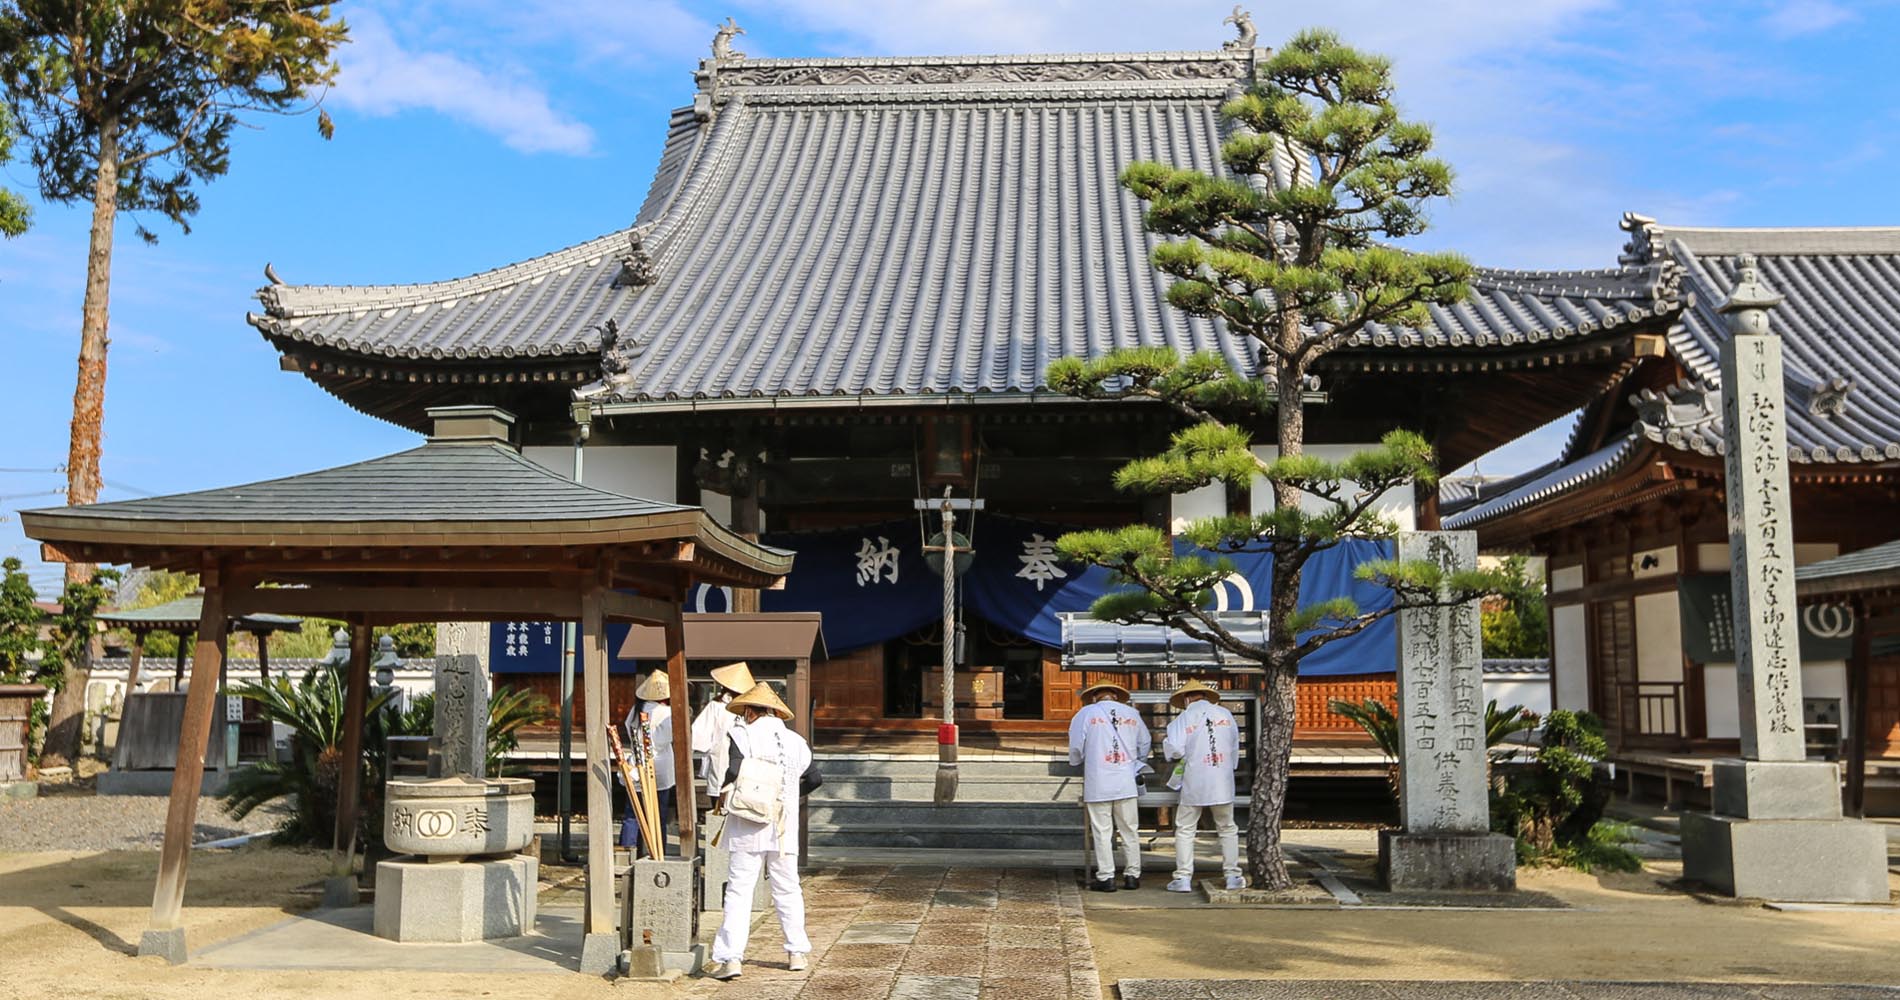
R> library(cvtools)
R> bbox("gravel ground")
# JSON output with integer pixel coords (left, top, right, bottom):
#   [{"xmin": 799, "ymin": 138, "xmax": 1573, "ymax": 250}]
[{"xmin": 0, "ymin": 785, "xmax": 289, "ymax": 851}]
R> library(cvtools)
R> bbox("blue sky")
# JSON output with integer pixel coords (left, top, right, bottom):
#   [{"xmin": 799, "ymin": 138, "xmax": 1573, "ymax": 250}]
[{"xmin": 3, "ymin": 0, "xmax": 1898, "ymax": 592}]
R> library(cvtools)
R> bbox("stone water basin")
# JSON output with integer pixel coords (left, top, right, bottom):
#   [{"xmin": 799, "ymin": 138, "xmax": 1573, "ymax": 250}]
[{"xmin": 384, "ymin": 775, "xmax": 534, "ymax": 858}]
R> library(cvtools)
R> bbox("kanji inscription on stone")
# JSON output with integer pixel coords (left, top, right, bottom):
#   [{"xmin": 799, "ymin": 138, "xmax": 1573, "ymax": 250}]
[
  {"xmin": 1717, "ymin": 257, "xmax": 1806, "ymax": 762},
  {"xmin": 1395, "ymin": 531, "xmax": 1489, "ymax": 834}
]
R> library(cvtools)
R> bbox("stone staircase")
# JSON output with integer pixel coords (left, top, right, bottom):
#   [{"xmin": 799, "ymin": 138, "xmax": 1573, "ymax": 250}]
[{"xmin": 807, "ymin": 754, "xmax": 1086, "ymax": 851}]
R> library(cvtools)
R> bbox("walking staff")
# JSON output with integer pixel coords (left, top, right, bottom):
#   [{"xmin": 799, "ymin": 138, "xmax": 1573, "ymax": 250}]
[
  {"xmin": 620, "ymin": 670, "xmax": 675, "ymax": 857},
  {"xmin": 1163, "ymin": 679, "xmax": 1244, "ymax": 892},
  {"xmin": 1068, "ymin": 680, "xmax": 1150, "ymax": 892}
]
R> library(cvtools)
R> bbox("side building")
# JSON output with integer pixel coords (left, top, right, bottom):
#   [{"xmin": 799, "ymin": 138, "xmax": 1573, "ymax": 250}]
[
  {"xmin": 1446, "ymin": 216, "xmax": 1900, "ymax": 811},
  {"xmin": 248, "ymin": 40, "xmax": 1674, "ymax": 752}
]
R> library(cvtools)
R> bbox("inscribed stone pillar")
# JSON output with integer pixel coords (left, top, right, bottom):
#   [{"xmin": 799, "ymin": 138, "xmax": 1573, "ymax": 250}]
[
  {"xmin": 1717, "ymin": 277, "xmax": 1804, "ymax": 763},
  {"xmin": 1679, "ymin": 255, "xmax": 1888, "ymax": 902},
  {"xmin": 1394, "ymin": 531, "xmax": 1488, "ymax": 833},
  {"xmin": 433, "ymin": 622, "xmax": 489, "ymax": 779},
  {"xmin": 1380, "ymin": 530, "xmax": 1514, "ymax": 892}
]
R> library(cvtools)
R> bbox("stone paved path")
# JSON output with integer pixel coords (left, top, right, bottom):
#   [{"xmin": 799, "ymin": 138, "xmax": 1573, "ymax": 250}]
[
  {"xmin": 684, "ymin": 865, "xmax": 1101, "ymax": 1000},
  {"xmin": 1118, "ymin": 982, "xmax": 1900, "ymax": 999}
]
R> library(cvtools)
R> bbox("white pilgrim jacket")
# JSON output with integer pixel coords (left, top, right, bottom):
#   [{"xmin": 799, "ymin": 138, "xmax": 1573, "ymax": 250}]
[
  {"xmin": 625, "ymin": 700, "xmax": 675, "ymax": 792},
  {"xmin": 1068, "ymin": 700, "xmax": 1151, "ymax": 803},
  {"xmin": 720, "ymin": 714, "xmax": 813, "ymax": 855},
  {"xmin": 690, "ymin": 695, "xmax": 737, "ymax": 785},
  {"xmin": 1162, "ymin": 699, "xmax": 1239, "ymax": 807}
]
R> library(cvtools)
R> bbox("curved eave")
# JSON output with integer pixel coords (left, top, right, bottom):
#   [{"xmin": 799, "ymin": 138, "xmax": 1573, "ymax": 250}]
[{"xmin": 23, "ymin": 508, "xmax": 793, "ymax": 588}]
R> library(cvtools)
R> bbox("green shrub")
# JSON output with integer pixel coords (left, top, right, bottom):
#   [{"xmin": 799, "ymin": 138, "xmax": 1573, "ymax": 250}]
[{"xmin": 1492, "ymin": 709, "xmax": 1638, "ymax": 870}]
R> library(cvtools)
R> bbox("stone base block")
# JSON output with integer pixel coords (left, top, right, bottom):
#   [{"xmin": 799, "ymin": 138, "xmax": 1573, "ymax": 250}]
[
  {"xmin": 372, "ymin": 854, "xmax": 538, "ymax": 942},
  {"xmin": 1378, "ymin": 830, "xmax": 1517, "ymax": 892},
  {"xmin": 137, "ymin": 927, "xmax": 186, "ymax": 964},
  {"xmin": 627, "ymin": 858, "xmax": 699, "ymax": 954},
  {"xmin": 578, "ymin": 931, "xmax": 620, "ymax": 975},
  {"xmin": 0, "ymin": 780, "xmax": 37, "ymax": 799},
  {"xmin": 701, "ymin": 821, "xmax": 768, "ymax": 913},
  {"xmin": 1713, "ymin": 759, "xmax": 1843, "ymax": 820},
  {"xmin": 96, "ymin": 767, "xmax": 229, "ymax": 797},
  {"xmin": 1681, "ymin": 812, "xmax": 1888, "ymax": 902}
]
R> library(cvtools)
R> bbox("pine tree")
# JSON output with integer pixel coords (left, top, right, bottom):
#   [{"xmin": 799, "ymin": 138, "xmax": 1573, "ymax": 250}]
[
  {"xmin": 0, "ymin": 0, "xmax": 347, "ymax": 763},
  {"xmin": 1048, "ymin": 29, "xmax": 1511, "ymax": 889}
]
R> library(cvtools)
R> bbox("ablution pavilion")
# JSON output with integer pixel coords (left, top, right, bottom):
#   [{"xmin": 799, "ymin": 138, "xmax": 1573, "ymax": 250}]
[{"xmin": 20, "ymin": 405, "xmax": 792, "ymax": 964}]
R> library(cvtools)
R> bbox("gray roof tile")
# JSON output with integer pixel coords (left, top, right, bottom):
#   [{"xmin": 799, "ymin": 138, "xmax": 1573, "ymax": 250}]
[{"xmin": 249, "ymin": 48, "xmax": 1670, "ymax": 408}]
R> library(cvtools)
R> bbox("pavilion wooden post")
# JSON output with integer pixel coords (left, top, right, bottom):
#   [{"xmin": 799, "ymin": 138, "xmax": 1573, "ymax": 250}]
[
  {"xmin": 125, "ymin": 641, "xmax": 144, "ymax": 692},
  {"xmin": 173, "ymin": 636, "xmax": 187, "ymax": 685},
  {"xmin": 792, "ymin": 652, "xmax": 812, "ymax": 860},
  {"xmin": 578, "ymin": 584, "xmax": 620, "ymax": 973},
  {"xmin": 324, "ymin": 623, "xmax": 373, "ymax": 906},
  {"xmin": 137, "ymin": 571, "xmax": 228, "ymax": 963},
  {"xmin": 256, "ymin": 630, "xmax": 272, "ymax": 683},
  {"xmin": 1846, "ymin": 597, "xmax": 1872, "ymax": 818},
  {"xmin": 663, "ymin": 606, "xmax": 695, "ymax": 851}
]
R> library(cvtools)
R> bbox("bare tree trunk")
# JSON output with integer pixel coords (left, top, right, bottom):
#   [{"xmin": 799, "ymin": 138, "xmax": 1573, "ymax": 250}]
[{"xmin": 41, "ymin": 120, "xmax": 119, "ymax": 767}]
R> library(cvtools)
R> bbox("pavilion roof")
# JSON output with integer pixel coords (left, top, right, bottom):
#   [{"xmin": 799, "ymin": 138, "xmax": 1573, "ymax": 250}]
[
  {"xmin": 248, "ymin": 46, "xmax": 1672, "ymax": 426},
  {"xmin": 1795, "ymin": 539, "xmax": 1900, "ymax": 600},
  {"xmin": 20, "ymin": 408, "xmax": 793, "ymax": 588},
  {"xmin": 98, "ymin": 595, "xmax": 302, "ymax": 635}
]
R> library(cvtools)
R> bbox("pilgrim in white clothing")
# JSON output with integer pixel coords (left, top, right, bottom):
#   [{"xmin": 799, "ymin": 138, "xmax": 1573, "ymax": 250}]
[
  {"xmin": 1067, "ymin": 682, "xmax": 1150, "ymax": 890},
  {"xmin": 1162, "ymin": 681, "xmax": 1242, "ymax": 890},
  {"xmin": 708, "ymin": 683, "xmax": 817, "ymax": 981},
  {"xmin": 620, "ymin": 672, "xmax": 676, "ymax": 855}
]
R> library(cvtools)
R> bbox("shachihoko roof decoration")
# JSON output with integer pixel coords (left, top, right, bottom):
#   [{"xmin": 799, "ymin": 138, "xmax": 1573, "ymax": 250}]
[
  {"xmin": 1445, "ymin": 215, "xmax": 1900, "ymax": 532},
  {"xmin": 249, "ymin": 41, "xmax": 1675, "ymax": 421}
]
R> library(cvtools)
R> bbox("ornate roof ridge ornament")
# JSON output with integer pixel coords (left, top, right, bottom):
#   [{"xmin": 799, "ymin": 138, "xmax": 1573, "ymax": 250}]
[
  {"xmin": 1618, "ymin": 211, "xmax": 1661, "ymax": 265},
  {"xmin": 712, "ymin": 18, "xmax": 747, "ymax": 62},
  {"xmin": 1717, "ymin": 253, "xmax": 1785, "ymax": 337},
  {"xmin": 1222, "ymin": 6, "xmax": 1257, "ymax": 51},
  {"xmin": 613, "ymin": 229, "xmax": 657, "ymax": 288},
  {"xmin": 1810, "ymin": 376, "xmax": 1853, "ymax": 418}
]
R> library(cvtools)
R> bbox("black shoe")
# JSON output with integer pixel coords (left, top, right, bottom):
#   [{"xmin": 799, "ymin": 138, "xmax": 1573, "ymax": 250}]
[
  {"xmin": 1123, "ymin": 875, "xmax": 1140, "ymax": 891},
  {"xmin": 1090, "ymin": 877, "xmax": 1118, "ymax": 893}
]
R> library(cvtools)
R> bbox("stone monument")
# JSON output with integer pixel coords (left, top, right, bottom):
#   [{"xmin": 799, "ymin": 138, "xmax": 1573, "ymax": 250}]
[
  {"xmin": 433, "ymin": 621, "xmax": 489, "ymax": 778},
  {"xmin": 1379, "ymin": 530, "xmax": 1517, "ymax": 891},
  {"xmin": 1680, "ymin": 257, "xmax": 1888, "ymax": 902}
]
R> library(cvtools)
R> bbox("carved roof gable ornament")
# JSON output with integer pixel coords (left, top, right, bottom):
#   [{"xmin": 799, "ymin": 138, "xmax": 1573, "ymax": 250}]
[
  {"xmin": 1223, "ymin": 6, "xmax": 1257, "ymax": 51},
  {"xmin": 1810, "ymin": 377, "xmax": 1853, "ymax": 418},
  {"xmin": 1618, "ymin": 211, "xmax": 1661, "ymax": 265},
  {"xmin": 712, "ymin": 17, "xmax": 747, "ymax": 62},
  {"xmin": 613, "ymin": 229, "xmax": 657, "ymax": 288}
]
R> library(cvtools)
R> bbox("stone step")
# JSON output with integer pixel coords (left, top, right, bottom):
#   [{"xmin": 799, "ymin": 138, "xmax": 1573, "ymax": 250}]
[
  {"xmin": 815, "ymin": 774, "xmax": 1082, "ymax": 803},
  {"xmin": 813, "ymin": 756, "xmax": 1074, "ymax": 779},
  {"xmin": 806, "ymin": 801, "xmax": 1081, "ymax": 829}
]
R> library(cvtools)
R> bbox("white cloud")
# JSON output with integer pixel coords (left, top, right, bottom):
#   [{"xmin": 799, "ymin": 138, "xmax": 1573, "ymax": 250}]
[
  {"xmin": 1762, "ymin": 0, "xmax": 1857, "ymax": 37},
  {"xmin": 330, "ymin": 11, "xmax": 596, "ymax": 156}
]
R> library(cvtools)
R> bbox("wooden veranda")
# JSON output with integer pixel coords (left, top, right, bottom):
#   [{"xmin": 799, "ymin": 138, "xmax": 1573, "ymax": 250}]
[{"xmin": 21, "ymin": 406, "xmax": 793, "ymax": 969}]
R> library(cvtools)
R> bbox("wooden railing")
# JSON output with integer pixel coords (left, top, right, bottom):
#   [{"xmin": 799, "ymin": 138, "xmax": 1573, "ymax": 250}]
[{"xmin": 1618, "ymin": 681, "xmax": 1685, "ymax": 740}]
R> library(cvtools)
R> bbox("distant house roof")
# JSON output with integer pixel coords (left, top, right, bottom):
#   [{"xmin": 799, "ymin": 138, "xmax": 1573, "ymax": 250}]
[
  {"xmin": 1795, "ymin": 539, "xmax": 1900, "ymax": 599},
  {"xmin": 250, "ymin": 47, "xmax": 1673, "ymax": 428},
  {"xmin": 1482, "ymin": 658, "xmax": 1551, "ymax": 676},
  {"xmin": 1447, "ymin": 216, "xmax": 1900, "ymax": 532},
  {"xmin": 99, "ymin": 595, "xmax": 302, "ymax": 635}
]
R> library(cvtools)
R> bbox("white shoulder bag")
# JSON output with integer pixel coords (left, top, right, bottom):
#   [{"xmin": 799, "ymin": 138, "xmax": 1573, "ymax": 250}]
[{"xmin": 725, "ymin": 733, "xmax": 786, "ymax": 829}]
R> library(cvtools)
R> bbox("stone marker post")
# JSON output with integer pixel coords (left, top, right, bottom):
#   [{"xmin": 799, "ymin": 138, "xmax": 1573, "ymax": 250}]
[
  {"xmin": 433, "ymin": 622, "xmax": 490, "ymax": 779},
  {"xmin": 1379, "ymin": 530, "xmax": 1516, "ymax": 891},
  {"xmin": 1681, "ymin": 256, "xmax": 1888, "ymax": 902}
]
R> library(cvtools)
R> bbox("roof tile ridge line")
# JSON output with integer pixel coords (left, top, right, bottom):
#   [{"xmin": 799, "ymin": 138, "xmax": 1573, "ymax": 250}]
[
  {"xmin": 261, "ymin": 228, "xmax": 633, "ymax": 317},
  {"xmin": 1446, "ymin": 430, "xmax": 1644, "ymax": 528},
  {"xmin": 636, "ymin": 105, "xmax": 715, "ymax": 231},
  {"xmin": 646, "ymin": 93, "xmax": 756, "ymax": 280},
  {"xmin": 716, "ymin": 50, "xmax": 1238, "ymax": 69},
  {"xmin": 735, "ymin": 82, "xmax": 1238, "ymax": 105}
]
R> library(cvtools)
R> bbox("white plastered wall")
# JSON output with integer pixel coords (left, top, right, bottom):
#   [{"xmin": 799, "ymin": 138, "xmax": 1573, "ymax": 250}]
[
  {"xmin": 1170, "ymin": 482, "xmax": 1227, "ymax": 533},
  {"xmin": 1246, "ymin": 444, "xmax": 1416, "ymax": 531},
  {"xmin": 1694, "ymin": 542, "xmax": 1844, "ymax": 738},
  {"xmin": 523, "ymin": 445, "xmax": 677, "ymax": 503},
  {"xmin": 1550, "ymin": 564, "xmax": 1587, "ymax": 711},
  {"xmin": 1634, "ymin": 590, "xmax": 1684, "ymax": 683},
  {"xmin": 1485, "ymin": 676, "xmax": 1553, "ymax": 718}
]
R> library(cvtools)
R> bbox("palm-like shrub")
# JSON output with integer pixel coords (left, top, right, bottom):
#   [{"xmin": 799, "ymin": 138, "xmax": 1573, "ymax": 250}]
[
  {"xmin": 221, "ymin": 662, "xmax": 396, "ymax": 845},
  {"xmin": 1329, "ymin": 696, "xmax": 1535, "ymax": 804}
]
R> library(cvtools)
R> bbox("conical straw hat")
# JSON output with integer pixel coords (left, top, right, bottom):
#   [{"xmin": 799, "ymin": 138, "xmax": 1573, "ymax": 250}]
[
  {"xmin": 1079, "ymin": 680, "xmax": 1130, "ymax": 703},
  {"xmin": 726, "ymin": 681, "xmax": 794, "ymax": 721},
  {"xmin": 634, "ymin": 670, "xmax": 670, "ymax": 702},
  {"xmin": 1169, "ymin": 678, "xmax": 1224, "ymax": 709},
  {"xmin": 710, "ymin": 661, "xmax": 756, "ymax": 695}
]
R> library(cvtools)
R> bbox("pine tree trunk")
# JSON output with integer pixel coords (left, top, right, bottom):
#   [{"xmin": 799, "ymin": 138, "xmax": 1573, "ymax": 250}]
[
  {"xmin": 1244, "ymin": 319, "xmax": 1313, "ymax": 890},
  {"xmin": 40, "ymin": 120, "xmax": 119, "ymax": 767}
]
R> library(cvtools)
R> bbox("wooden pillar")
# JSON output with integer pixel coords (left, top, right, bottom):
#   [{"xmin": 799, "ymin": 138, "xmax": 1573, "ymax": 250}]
[
  {"xmin": 664, "ymin": 607, "xmax": 695, "ymax": 850},
  {"xmin": 332, "ymin": 624, "xmax": 373, "ymax": 876},
  {"xmin": 579, "ymin": 586, "xmax": 615, "ymax": 936},
  {"xmin": 256, "ymin": 631, "xmax": 271, "ymax": 683},
  {"xmin": 1846, "ymin": 597, "xmax": 1872, "ymax": 818},
  {"xmin": 126, "ymin": 640, "xmax": 144, "ymax": 693},
  {"xmin": 731, "ymin": 491, "xmax": 762, "ymax": 614},
  {"xmin": 173, "ymin": 633, "xmax": 187, "ymax": 684},
  {"xmin": 792, "ymin": 654, "xmax": 812, "ymax": 860},
  {"xmin": 1415, "ymin": 477, "xmax": 1442, "ymax": 531},
  {"xmin": 139, "ymin": 569, "xmax": 228, "ymax": 962}
]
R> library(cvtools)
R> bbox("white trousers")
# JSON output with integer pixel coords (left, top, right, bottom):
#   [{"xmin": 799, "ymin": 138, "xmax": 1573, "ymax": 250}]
[
  {"xmin": 712, "ymin": 849, "xmax": 811, "ymax": 963},
  {"xmin": 1172, "ymin": 801, "xmax": 1240, "ymax": 881},
  {"xmin": 1085, "ymin": 798, "xmax": 1141, "ymax": 879}
]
